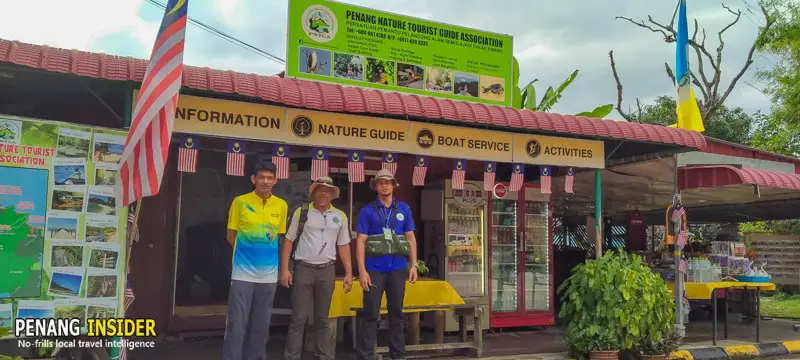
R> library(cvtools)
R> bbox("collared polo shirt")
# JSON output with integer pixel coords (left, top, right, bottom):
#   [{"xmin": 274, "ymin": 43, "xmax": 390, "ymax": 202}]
[
  {"xmin": 227, "ymin": 191, "xmax": 288, "ymax": 283},
  {"xmin": 286, "ymin": 203, "xmax": 350, "ymax": 264},
  {"xmin": 356, "ymin": 198, "xmax": 415, "ymax": 273}
]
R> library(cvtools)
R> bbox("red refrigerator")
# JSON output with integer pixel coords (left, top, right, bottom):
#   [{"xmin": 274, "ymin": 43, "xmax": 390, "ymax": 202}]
[{"xmin": 488, "ymin": 183, "xmax": 554, "ymax": 328}]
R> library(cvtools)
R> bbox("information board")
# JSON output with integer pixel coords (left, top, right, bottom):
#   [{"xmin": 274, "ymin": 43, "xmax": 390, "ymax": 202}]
[
  {"xmin": 286, "ymin": 0, "xmax": 514, "ymax": 106},
  {"xmin": 0, "ymin": 115, "xmax": 128, "ymax": 338}
]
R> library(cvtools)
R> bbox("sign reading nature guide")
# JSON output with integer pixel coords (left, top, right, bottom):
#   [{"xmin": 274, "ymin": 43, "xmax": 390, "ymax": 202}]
[{"xmin": 286, "ymin": 0, "xmax": 514, "ymax": 106}]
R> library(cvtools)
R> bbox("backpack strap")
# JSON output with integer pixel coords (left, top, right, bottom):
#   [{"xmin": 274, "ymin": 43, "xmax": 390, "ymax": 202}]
[
  {"xmin": 291, "ymin": 203, "xmax": 310, "ymax": 261},
  {"xmin": 371, "ymin": 201, "xmax": 400, "ymax": 232}
]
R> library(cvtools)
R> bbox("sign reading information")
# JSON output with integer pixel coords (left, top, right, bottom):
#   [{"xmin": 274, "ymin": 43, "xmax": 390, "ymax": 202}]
[{"xmin": 286, "ymin": 0, "xmax": 514, "ymax": 106}]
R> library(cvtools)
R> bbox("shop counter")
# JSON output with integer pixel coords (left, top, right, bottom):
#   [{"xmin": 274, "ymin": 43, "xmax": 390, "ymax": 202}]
[{"xmin": 667, "ymin": 281, "xmax": 776, "ymax": 345}]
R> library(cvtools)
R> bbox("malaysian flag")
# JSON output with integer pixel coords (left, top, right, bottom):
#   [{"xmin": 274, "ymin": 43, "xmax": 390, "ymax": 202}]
[
  {"xmin": 452, "ymin": 159, "xmax": 466, "ymax": 190},
  {"xmin": 412, "ymin": 155, "xmax": 427, "ymax": 186},
  {"xmin": 226, "ymin": 140, "xmax": 246, "ymax": 176},
  {"xmin": 111, "ymin": 206, "xmax": 143, "ymax": 360},
  {"xmin": 510, "ymin": 163, "xmax": 525, "ymax": 192},
  {"xmin": 115, "ymin": 0, "xmax": 189, "ymax": 209},
  {"xmin": 177, "ymin": 136, "xmax": 198, "ymax": 173},
  {"xmin": 565, "ymin": 167, "xmax": 575, "ymax": 194},
  {"xmin": 678, "ymin": 258, "xmax": 688, "ymax": 274},
  {"xmin": 382, "ymin": 152, "xmax": 398, "ymax": 176},
  {"xmin": 671, "ymin": 205, "xmax": 686, "ymax": 223},
  {"xmin": 677, "ymin": 230, "xmax": 688, "ymax": 247},
  {"xmin": 348, "ymin": 150, "xmax": 365, "ymax": 183},
  {"xmin": 311, "ymin": 147, "xmax": 329, "ymax": 180},
  {"xmin": 483, "ymin": 161, "xmax": 496, "ymax": 191},
  {"xmin": 272, "ymin": 144, "xmax": 290, "ymax": 179},
  {"xmin": 540, "ymin": 166, "xmax": 552, "ymax": 194}
]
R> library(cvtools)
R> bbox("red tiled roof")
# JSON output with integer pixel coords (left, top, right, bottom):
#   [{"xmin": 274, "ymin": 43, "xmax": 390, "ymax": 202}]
[
  {"xmin": 679, "ymin": 165, "xmax": 800, "ymax": 191},
  {"xmin": 0, "ymin": 39, "xmax": 706, "ymax": 149}
]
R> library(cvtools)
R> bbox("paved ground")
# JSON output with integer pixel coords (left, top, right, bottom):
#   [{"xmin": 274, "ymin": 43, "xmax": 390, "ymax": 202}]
[{"xmin": 127, "ymin": 317, "xmax": 800, "ymax": 359}]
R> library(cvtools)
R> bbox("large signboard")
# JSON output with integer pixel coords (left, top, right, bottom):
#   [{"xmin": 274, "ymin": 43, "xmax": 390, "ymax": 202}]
[
  {"xmin": 0, "ymin": 115, "xmax": 128, "ymax": 338},
  {"xmin": 286, "ymin": 0, "xmax": 514, "ymax": 107}
]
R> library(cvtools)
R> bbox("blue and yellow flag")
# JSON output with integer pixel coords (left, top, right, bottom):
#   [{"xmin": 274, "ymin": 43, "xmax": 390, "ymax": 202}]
[{"xmin": 671, "ymin": 0, "xmax": 705, "ymax": 132}]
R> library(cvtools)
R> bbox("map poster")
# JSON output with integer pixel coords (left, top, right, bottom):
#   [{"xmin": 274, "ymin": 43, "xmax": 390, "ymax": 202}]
[
  {"xmin": 0, "ymin": 166, "xmax": 48, "ymax": 298},
  {"xmin": 0, "ymin": 115, "xmax": 128, "ymax": 339},
  {"xmin": 286, "ymin": 0, "xmax": 514, "ymax": 106}
]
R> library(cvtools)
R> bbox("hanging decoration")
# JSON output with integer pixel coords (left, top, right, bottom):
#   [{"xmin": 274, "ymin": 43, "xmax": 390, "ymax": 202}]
[
  {"xmin": 348, "ymin": 150, "xmax": 365, "ymax": 183},
  {"xmin": 412, "ymin": 155, "xmax": 427, "ymax": 186},
  {"xmin": 452, "ymin": 159, "xmax": 466, "ymax": 190},
  {"xmin": 177, "ymin": 135, "xmax": 198, "ymax": 173},
  {"xmin": 510, "ymin": 163, "xmax": 525, "ymax": 192},
  {"xmin": 565, "ymin": 167, "xmax": 575, "ymax": 194},
  {"xmin": 226, "ymin": 140, "xmax": 246, "ymax": 176},
  {"xmin": 483, "ymin": 161, "xmax": 496, "ymax": 191},
  {"xmin": 382, "ymin": 152, "xmax": 398, "ymax": 176},
  {"xmin": 271, "ymin": 144, "xmax": 290, "ymax": 179},
  {"xmin": 311, "ymin": 147, "xmax": 329, "ymax": 180},
  {"xmin": 540, "ymin": 166, "xmax": 552, "ymax": 194}
]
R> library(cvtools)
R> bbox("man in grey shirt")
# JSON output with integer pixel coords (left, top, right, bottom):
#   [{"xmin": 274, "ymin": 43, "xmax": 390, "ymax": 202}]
[{"xmin": 280, "ymin": 176, "xmax": 354, "ymax": 360}]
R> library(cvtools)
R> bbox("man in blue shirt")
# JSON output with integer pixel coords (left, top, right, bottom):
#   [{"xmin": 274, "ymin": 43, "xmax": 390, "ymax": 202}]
[{"xmin": 355, "ymin": 169, "xmax": 418, "ymax": 360}]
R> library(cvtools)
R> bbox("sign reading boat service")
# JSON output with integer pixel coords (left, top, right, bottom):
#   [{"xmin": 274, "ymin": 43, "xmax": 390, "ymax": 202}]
[
  {"xmin": 512, "ymin": 133, "xmax": 605, "ymax": 169},
  {"xmin": 409, "ymin": 122, "xmax": 512, "ymax": 162},
  {"xmin": 285, "ymin": 108, "xmax": 410, "ymax": 152},
  {"xmin": 131, "ymin": 91, "xmax": 286, "ymax": 142}
]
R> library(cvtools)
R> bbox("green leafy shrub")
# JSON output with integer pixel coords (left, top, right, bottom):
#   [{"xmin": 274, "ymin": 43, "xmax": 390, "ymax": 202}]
[{"xmin": 558, "ymin": 251, "xmax": 675, "ymax": 359}]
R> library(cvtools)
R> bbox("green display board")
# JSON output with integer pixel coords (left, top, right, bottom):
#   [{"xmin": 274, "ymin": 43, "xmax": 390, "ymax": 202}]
[
  {"xmin": 286, "ymin": 0, "xmax": 514, "ymax": 106},
  {"xmin": 0, "ymin": 115, "xmax": 128, "ymax": 337}
]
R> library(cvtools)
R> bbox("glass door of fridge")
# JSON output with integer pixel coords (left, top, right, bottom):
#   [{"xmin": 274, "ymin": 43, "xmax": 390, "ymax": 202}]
[
  {"xmin": 445, "ymin": 200, "xmax": 485, "ymax": 298},
  {"xmin": 490, "ymin": 194, "xmax": 519, "ymax": 313},
  {"xmin": 522, "ymin": 187, "xmax": 551, "ymax": 312}
]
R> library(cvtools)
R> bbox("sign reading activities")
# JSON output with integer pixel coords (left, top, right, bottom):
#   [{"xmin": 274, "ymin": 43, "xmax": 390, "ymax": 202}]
[
  {"xmin": 512, "ymin": 134, "xmax": 605, "ymax": 169},
  {"xmin": 286, "ymin": 0, "xmax": 514, "ymax": 106}
]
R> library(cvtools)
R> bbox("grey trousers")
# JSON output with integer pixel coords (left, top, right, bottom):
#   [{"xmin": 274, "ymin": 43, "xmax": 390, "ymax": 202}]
[
  {"xmin": 222, "ymin": 280, "xmax": 278, "ymax": 360},
  {"xmin": 284, "ymin": 262, "xmax": 336, "ymax": 360}
]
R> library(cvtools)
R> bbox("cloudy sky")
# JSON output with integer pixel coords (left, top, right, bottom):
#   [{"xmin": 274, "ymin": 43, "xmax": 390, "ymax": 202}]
[{"xmin": 0, "ymin": 0, "xmax": 776, "ymax": 120}]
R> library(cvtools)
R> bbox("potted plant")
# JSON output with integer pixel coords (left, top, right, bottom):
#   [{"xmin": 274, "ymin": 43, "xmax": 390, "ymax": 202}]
[
  {"xmin": 559, "ymin": 251, "xmax": 675, "ymax": 360},
  {"xmin": 636, "ymin": 329, "xmax": 681, "ymax": 360}
]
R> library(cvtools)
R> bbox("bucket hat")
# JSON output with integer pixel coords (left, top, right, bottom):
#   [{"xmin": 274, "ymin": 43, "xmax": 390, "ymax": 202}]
[
  {"xmin": 370, "ymin": 169, "xmax": 399, "ymax": 190},
  {"xmin": 309, "ymin": 176, "xmax": 340, "ymax": 199}
]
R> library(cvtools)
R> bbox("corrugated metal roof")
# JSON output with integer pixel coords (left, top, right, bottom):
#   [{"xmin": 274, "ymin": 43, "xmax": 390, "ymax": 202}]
[
  {"xmin": 680, "ymin": 165, "xmax": 800, "ymax": 190},
  {"xmin": 0, "ymin": 38, "xmax": 707, "ymax": 149}
]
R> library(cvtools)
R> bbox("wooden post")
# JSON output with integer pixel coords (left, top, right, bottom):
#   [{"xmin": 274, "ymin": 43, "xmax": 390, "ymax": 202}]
[{"xmin": 408, "ymin": 312, "xmax": 420, "ymax": 345}]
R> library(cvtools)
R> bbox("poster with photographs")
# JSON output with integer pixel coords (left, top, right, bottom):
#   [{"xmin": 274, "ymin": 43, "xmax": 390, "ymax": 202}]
[
  {"xmin": 84, "ymin": 215, "xmax": 117, "ymax": 243},
  {"xmin": 85, "ymin": 269, "xmax": 118, "ymax": 299},
  {"xmin": 88, "ymin": 243, "xmax": 119, "ymax": 271},
  {"xmin": 85, "ymin": 186, "xmax": 116, "ymax": 217},
  {"xmin": 55, "ymin": 128, "xmax": 91, "ymax": 159},
  {"xmin": 91, "ymin": 133, "xmax": 124, "ymax": 165},
  {"xmin": 48, "ymin": 268, "xmax": 84, "ymax": 298},
  {"xmin": 49, "ymin": 241, "xmax": 85, "ymax": 268},
  {"xmin": 0, "ymin": 116, "xmax": 129, "ymax": 340},
  {"xmin": 17, "ymin": 300, "xmax": 55, "ymax": 319},
  {"xmin": 50, "ymin": 185, "xmax": 86, "ymax": 215}
]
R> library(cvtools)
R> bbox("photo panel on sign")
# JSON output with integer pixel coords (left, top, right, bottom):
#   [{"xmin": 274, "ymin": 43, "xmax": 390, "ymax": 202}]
[
  {"xmin": 91, "ymin": 132, "xmax": 125, "ymax": 165},
  {"xmin": 55, "ymin": 127, "xmax": 91, "ymax": 159},
  {"xmin": 85, "ymin": 268, "xmax": 118, "ymax": 299},
  {"xmin": 48, "ymin": 268, "xmax": 84, "ymax": 298},
  {"xmin": 16, "ymin": 300, "xmax": 55, "ymax": 319},
  {"xmin": 49, "ymin": 241, "xmax": 85, "ymax": 268}
]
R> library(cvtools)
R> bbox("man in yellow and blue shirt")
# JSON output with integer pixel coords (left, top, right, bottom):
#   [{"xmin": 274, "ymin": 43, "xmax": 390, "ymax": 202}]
[{"xmin": 222, "ymin": 158, "xmax": 288, "ymax": 360}]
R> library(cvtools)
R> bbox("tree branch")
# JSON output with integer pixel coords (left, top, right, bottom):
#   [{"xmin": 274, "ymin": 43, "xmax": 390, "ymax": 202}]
[{"xmin": 609, "ymin": 50, "xmax": 635, "ymax": 121}]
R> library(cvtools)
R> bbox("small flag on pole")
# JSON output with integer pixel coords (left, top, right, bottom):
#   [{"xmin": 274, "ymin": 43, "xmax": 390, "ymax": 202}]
[
  {"xmin": 483, "ymin": 162, "xmax": 496, "ymax": 191},
  {"xmin": 226, "ymin": 140, "xmax": 246, "ymax": 176},
  {"xmin": 412, "ymin": 155, "xmax": 427, "ymax": 186},
  {"xmin": 311, "ymin": 147, "xmax": 329, "ymax": 180},
  {"xmin": 348, "ymin": 150, "xmax": 365, "ymax": 183},
  {"xmin": 671, "ymin": 205, "xmax": 686, "ymax": 223},
  {"xmin": 677, "ymin": 230, "xmax": 688, "ymax": 247},
  {"xmin": 510, "ymin": 163, "xmax": 525, "ymax": 192},
  {"xmin": 540, "ymin": 166, "xmax": 552, "ymax": 194},
  {"xmin": 565, "ymin": 167, "xmax": 575, "ymax": 194},
  {"xmin": 382, "ymin": 152, "xmax": 398, "ymax": 176},
  {"xmin": 452, "ymin": 159, "xmax": 466, "ymax": 190},
  {"xmin": 177, "ymin": 136, "xmax": 198, "ymax": 173},
  {"xmin": 271, "ymin": 144, "xmax": 290, "ymax": 179},
  {"xmin": 678, "ymin": 258, "xmax": 688, "ymax": 274}
]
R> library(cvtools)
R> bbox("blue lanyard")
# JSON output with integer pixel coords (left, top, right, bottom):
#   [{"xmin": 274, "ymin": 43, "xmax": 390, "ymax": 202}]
[{"xmin": 378, "ymin": 201, "xmax": 393, "ymax": 230}]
